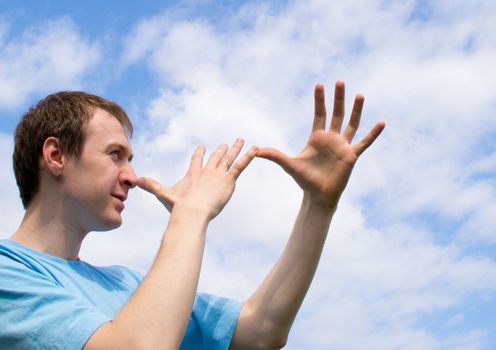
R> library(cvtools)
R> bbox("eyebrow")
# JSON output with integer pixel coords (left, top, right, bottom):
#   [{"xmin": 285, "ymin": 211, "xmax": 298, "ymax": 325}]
[{"xmin": 106, "ymin": 143, "xmax": 134, "ymax": 162}]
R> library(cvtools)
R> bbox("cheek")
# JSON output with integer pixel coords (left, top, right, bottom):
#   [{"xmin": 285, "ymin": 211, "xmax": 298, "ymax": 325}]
[
  {"xmin": 65, "ymin": 160, "xmax": 119, "ymax": 198},
  {"xmin": 85, "ymin": 163, "xmax": 118, "ymax": 189},
  {"xmin": 68, "ymin": 174, "xmax": 107, "ymax": 203}
]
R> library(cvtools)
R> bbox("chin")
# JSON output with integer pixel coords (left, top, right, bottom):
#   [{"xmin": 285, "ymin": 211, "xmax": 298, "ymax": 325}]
[{"xmin": 91, "ymin": 215, "xmax": 123, "ymax": 232}]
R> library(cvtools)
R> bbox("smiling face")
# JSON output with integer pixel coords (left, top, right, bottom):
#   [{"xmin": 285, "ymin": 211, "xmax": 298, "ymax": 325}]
[{"xmin": 61, "ymin": 108, "xmax": 137, "ymax": 233}]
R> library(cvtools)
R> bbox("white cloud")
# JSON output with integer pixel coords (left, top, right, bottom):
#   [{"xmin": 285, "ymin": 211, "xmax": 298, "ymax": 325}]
[
  {"xmin": 106, "ymin": 0, "xmax": 496, "ymax": 348},
  {"xmin": 120, "ymin": 13, "xmax": 173, "ymax": 68},
  {"xmin": 1, "ymin": 0, "xmax": 494, "ymax": 348},
  {"xmin": 457, "ymin": 202, "xmax": 496, "ymax": 244},
  {"xmin": 0, "ymin": 18, "xmax": 102, "ymax": 241},
  {"xmin": 0, "ymin": 18, "xmax": 101, "ymax": 109},
  {"xmin": 0, "ymin": 134, "xmax": 23, "ymax": 235}
]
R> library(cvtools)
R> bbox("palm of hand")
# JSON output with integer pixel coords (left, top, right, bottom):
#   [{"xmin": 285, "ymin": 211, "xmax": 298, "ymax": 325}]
[
  {"xmin": 290, "ymin": 131, "xmax": 356, "ymax": 205},
  {"xmin": 257, "ymin": 81, "xmax": 385, "ymax": 210}
]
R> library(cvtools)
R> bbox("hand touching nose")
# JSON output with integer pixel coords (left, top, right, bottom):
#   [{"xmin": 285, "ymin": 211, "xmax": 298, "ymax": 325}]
[{"xmin": 138, "ymin": 139, "xmax": 258, "ymax": 219}]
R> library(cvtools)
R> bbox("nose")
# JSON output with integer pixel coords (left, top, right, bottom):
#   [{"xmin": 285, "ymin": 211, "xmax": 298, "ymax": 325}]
[{"xmin": 119, "ymin": 164, "xmax": 138, "ymax": 189}]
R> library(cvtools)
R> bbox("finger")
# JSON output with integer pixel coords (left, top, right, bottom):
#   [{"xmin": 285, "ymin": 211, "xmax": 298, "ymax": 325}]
[
  {"xmin": 205, "ymin": 144, "xmax": 228, "ymax": 168},
  {"xmin": 343, "ymin": 94, "xmax": 364, "ymax": 143},
  {"xmin": 256, "ymin": 147, "xmax": 293, "ymax": 174},
  {"xmin": 330, "ymin": 80, "xmax": 345, "ymax": 133},
  {"xmin": 219, "ymin": 138, "xmax": 245, "ymax": 171},
  {"xmin": 352, "ymin": 121, "xmax": 386, "ymax": 156},
  {"xmin": 187, "ymin": 145, "xmax": 205, "ymax": 175},
  {"xmin": 229, "ymin": 146, "xmax": 258, "ymax": 179},
  {"xmin": 138, "ymin": 177, "xmax": 173, "ymax": 211},
  {"xmin": 312, "ymin": 84, "xmax": 326, "ymax": 132},
  {"xmin": 138, "ymin": 176, "xmax": 167, "ymax": 197}
]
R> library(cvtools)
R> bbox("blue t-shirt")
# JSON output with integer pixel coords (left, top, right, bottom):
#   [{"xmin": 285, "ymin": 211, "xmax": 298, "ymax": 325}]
[{"xmin": 0, "ymin": 239, "xmax": 241, "ymax": 349}]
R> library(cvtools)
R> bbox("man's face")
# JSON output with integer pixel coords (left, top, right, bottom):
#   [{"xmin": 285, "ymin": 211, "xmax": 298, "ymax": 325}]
[{"xmin": 61, "ymin": 108, "xmax": 137, "ymax": 233}]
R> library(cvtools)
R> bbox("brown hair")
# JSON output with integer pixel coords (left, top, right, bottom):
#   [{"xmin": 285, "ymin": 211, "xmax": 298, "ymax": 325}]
[{"xmin": 13, "ymin": 91, "xmax": 133, "ymax": 208}]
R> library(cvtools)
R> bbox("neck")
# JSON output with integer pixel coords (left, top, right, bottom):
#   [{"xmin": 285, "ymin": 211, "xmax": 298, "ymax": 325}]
[{"xmin": 11, "ymin": 197, "xmax": 87, "ymax": 261}]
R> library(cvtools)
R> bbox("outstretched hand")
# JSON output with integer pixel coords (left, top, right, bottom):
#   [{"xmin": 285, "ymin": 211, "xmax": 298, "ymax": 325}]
[
  {"xmin": 257, "ymin": 81, "xmax": 385, "ymax": 211},
  {"xmin": 138, "ymin": 139, "xmax": 258, "ymax": 220}
]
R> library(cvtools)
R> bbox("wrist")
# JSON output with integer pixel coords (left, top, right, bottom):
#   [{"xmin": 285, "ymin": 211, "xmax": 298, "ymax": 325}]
[
  {"xmin": 169, "ymin": 202, "xmax": 211, "ymax": 227},
  {"xmin": 302, "ymin": 192, "xmax": 339, "ymax": 216}
]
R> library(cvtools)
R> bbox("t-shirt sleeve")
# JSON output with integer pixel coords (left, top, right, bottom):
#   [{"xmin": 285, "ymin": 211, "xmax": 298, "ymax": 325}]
[
  {"xmin": 0, "ymin": 258, "xmax": 111, "ymax": 350},
  {"xmin": 180, "ymin": 293, "xmax": 243, "ymax": 350}
]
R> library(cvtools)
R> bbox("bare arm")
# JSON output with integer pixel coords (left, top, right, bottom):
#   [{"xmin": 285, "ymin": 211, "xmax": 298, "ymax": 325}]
[
  {"xmin": 230, "ymin": 81, "xmax": 385, "ymax": 349},
  {"xmin": 84, "ymin": 140, "xmax": 258, "ymax": 350}
]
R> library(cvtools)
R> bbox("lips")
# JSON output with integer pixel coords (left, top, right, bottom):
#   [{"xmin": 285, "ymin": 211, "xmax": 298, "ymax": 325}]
[
  {"xmin": 111, "ymin": 193, "xmax": 127, "ymax": 210},
  {"xmin": 111, "ymin": 193, "xmax": 127, "ymax": 202}
]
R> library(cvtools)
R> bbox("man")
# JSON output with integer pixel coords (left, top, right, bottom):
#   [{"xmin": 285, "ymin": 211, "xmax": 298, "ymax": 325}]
[{"xmin": 0, "ymin": 81, "xmax": 384, "ymax": 349}]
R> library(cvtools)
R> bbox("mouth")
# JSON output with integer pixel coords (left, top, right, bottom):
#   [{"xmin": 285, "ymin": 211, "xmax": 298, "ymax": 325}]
[
  {"xmin": 111, "ymin": 193, "xmax": 127, "ymax": 203},
  {"xmin": 111, "ymin": 193, "xmax": 127, "ymax": 211}
]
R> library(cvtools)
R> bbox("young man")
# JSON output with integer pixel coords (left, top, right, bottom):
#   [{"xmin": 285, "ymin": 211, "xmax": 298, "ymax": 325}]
[{"xmin": 0, "ymin": 81, "xmax": 384, "ymax": 349}]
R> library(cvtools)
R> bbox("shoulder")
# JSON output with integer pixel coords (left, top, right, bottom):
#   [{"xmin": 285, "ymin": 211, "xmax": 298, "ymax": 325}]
[
  {"xmin": 0, "ymin": 241, "xmax": 113, "ymax": 350},
  {"xmin": 84, "ymin": 263, "xmax": 144, "ymax": 287},
  {"xmin": 0, "ymin": 239, "xmax": 45, "ymax": 277}
]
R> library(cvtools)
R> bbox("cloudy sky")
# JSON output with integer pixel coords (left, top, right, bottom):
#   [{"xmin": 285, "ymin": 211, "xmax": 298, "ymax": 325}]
[{"xmin": 1, "ymin": 0, "xmax": 495, "ymax": 348}]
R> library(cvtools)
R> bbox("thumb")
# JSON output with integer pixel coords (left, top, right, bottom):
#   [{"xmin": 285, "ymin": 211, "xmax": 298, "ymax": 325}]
[
  {"xmin": 138, "ymin": 177, "xmax": 173, "ymax": 211},
  {"xmin": 256, "ymin": 147, "xmax": 293, "ymax": 173},
  {"xmin": 137, "ymin": 176, "xmax": 164, "ymax": 196}
]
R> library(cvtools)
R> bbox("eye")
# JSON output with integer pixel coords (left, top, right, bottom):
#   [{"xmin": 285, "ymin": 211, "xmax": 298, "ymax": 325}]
[{"xmin": 110, "ymin": 150, "xmax": 121, "ymax": 160}]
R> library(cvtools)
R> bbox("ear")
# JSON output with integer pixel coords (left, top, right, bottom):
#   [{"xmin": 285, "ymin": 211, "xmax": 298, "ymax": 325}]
[{"xmin": 41, "ymin": 137, "xmax": 65, "ymax": 176}]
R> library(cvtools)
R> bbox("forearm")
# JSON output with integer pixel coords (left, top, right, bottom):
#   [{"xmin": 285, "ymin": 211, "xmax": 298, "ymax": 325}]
[
  {"xmin": 86, "ymin": 141, "xmax": 256, "ymax": 350},
  {"xmin": 233, "ymin": 80, "xmax": 384, "ymax": 348},
  {"xmin": 235, "ymin": 195, "xmax": 334, "ymax": 347},
  {"xmin": 86, "ymin": 205, "xmax": 209, "ymax": 349}
]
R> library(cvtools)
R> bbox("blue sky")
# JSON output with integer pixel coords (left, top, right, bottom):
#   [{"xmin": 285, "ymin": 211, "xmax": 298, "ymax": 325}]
[{"xmin": 1, "ymin": 0, "xmax": 496, "ymax": 349}]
